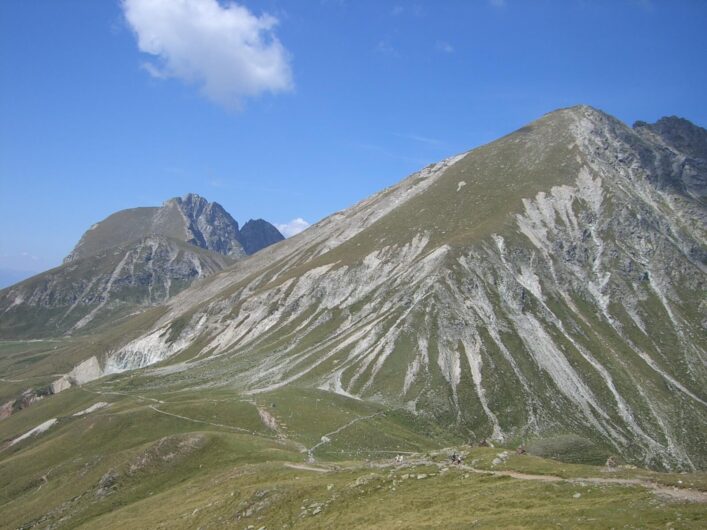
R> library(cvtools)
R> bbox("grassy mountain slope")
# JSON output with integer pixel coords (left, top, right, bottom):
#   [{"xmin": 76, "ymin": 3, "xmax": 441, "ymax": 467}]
[
  {"xmin": 70, "ymin": 106, "xmax": 705, "ymax": 470},
  {"xmin": 0, "ymin": 365, "xmax": 704, "ymax": 529}
]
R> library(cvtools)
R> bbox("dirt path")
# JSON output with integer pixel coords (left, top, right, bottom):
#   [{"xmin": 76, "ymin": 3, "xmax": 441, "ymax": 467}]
[
  {"xmin": 461, "ymin": 465, "xmax": 706, "ymax": 503},
  {"xmin": 283, "ymin": 463, "xmax": 330, "ymax": 473},
  {"xmin": 361, "ymin": 455, "xmax": 706, "ymax": 504},
  {"xmin": 572, "ymin": 476, "xmax": 707, "ymax": 503},
  {"xmin": 467, "ymin": 468, "xmax": 562, "ymax": 482},
  {"xmin": 147, "ymin": 405, "xmax": 258, "ymax": 435},
  {"xmin": 307, "ymin": 412, "xmax": 384, "ymax": 462}
]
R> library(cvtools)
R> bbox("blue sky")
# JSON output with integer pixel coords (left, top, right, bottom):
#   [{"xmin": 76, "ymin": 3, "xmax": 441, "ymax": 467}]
[{"xmin": 1, "ymin": 0, "xmax": 706, "ymax": 284}]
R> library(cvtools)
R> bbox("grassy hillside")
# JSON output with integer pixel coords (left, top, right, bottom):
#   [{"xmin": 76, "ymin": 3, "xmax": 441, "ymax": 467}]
[{"xmin": 0, "ymin": 352, "xmax": 704, "ymax": 529}]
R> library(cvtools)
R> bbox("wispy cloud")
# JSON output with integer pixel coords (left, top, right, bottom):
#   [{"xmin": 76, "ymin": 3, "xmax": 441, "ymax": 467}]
[
  {"xmin": 435, "ymin": 40, "xmax": 454, "ymax": 54},
  {"xmin": 489, "ymin": 0, "xmax": 507, "ymax": 8},
  {"xmin": 208, "ymin": 178, "xmax": 227, "ymax": 189},
  {"xmin": 394, "ymin": 132, "xmax": 445, "ymax": 148},
  {"xmin": 122, "ymin": 0, "xmax": 293, "ymax": 110},
  {"xmin": 276, "ymin": 218, "xmax": 310, "ymax": 238},
  {"xmin": 390, "ymin": 4, "xmax": 423, "ymax": 17},
  {"xmin": 352, "ymin": 142, "xmax": 428, "ymax": 165},
  {"xmin": 629, "ymin": 0, "xmax": 654, "ymax": 11},
  {"xmin": 376, "ymin": 39, "xmax": 399, "ymax": 58},
  {"xmin": 0, "ymin": 252, "xmax": 54, "ymax": 272}
]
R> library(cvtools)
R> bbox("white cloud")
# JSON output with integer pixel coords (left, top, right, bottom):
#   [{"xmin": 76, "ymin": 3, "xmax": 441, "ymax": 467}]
[
  {"xmin": 276, "ymin": 218, "xmax": 310, "ymax": 238},
  {"xmin": 122, "ymin": 0, "xmax": 293, "ymax": 109}
]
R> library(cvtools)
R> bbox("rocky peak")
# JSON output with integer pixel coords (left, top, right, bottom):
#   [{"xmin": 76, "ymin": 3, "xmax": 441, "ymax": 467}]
[
  {"xmin": 239, "ymin": 219, "xmax": 285, "ymax": 255},
  {"xmin": 172, "ymin": 194, "xmax": 244, "ymax": 258},
  {"xmin": 634, "ymin": 116, "xmax": 707, "ymax": 161},
  {"xmin": 632, "ymin": 116, "xmax": 707, "ymax": 199},
  {"xmin": 64, "ymin": 194, "xmax": 247, "ymax": 263}
]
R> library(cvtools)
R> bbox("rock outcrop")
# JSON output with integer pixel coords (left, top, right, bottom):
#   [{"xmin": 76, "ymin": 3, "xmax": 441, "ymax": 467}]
[{"xmin": 0, "ymin": 236, "xmax": 232, "ymax": 337}]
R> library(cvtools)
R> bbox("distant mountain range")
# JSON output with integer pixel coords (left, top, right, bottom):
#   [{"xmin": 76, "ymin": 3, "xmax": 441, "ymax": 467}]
[{"xmin": 0, "ymin": 194, "xmax": 284, "ymax": 337}]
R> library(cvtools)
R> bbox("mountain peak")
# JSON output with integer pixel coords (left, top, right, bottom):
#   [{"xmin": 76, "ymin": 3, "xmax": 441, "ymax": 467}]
[
  {"xmin": 541, "ymin": 104, "xmax": 609, "ymax": 122},
  {"xmin": 64, "ymin": 194, "xmax": 244, "ymax": 262},
  {"xmin": 634, "ymin": 116, "xmax": 707, "ymax": 160},
  {"xmin": 64, "ymin": 193, "xmax": 286, "ymax": 264},
  {"xmin": 239, "ymin": 219, "xmax": 285, "ymax": 255}
]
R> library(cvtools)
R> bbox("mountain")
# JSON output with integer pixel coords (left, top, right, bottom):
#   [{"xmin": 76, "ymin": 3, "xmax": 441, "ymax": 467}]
[
  {"xmin": 239, "ymin": 219, "xmax": 285, "ymax": 255},
  {"xmin": 0, "ymin": 236, "xmax": 233, "ymax": 338},
  {"xmin": 0, "ymin": 194, "xmax": 284, "ymax": 338},
  {"xmin": 3, "ymin": 106, "xmax": 706, "ymax": 472},
  {"xmin": 1, "ymin": 105, "xmax": 706, "ymax": 528},
  {"xmin": 64, "ymin": 193, "xmax": 282, "ymax": 262},
  {"xmin": 52, "ymin": 105, "xmax": 701, "ymax": 470}
]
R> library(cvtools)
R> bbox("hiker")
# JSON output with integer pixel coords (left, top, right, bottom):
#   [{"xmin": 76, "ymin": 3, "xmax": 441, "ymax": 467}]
[{"xmin": 449, "ymin": 452, "xmax": 463, "ymax": 465}]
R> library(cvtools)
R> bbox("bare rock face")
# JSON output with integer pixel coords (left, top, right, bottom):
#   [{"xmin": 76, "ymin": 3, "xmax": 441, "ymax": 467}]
[
  {"xmin": 94, "ymin": 106, "xmax": 705, "ymax": 471},
  {"xmin": 633, "ymin": 117, "xmax": 707, "ymax": 198},
  {"xmin": 635, "ymin": 116, "xmax": 707, "ymax": 161},
  {"xmin": 0, "ymin": 236, "xmax": 233, "ymax": 337},
  {"xmin": 168, "ymin": 194, "xmax": 244, "ymax": 257}
]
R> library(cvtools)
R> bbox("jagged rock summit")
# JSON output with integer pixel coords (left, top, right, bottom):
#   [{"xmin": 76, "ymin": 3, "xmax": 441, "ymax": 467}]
[
  {"xmin": 0, "ymin": 194, "xmax": 284, "ymax": 337},
  {"xmin": 64, "ymin": 193, "xmax": 283, "ymax": 263},
  {"xmin": 634, "ymin": 115, "xmax": 707, "ymax": 163}
]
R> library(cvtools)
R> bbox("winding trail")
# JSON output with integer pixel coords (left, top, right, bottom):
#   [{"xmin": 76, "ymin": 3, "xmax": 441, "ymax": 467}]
[
  {"xmin": 462, "ymin": 466, "xmax": 707, "ymax": 503},
  {"xmin": 283, "ymin": 463, "xmax": 330, "ymax": 473},
  {"xmin": 383, "ymin": 455, "xmax": 707, "ymax": 504},
  {"xmin": 307, "ymin": 412, "xmax": 384, "ymax": 462},
  {"xmin": 147, "ymin": 405, "xmax": 258, "ymax": 435}
]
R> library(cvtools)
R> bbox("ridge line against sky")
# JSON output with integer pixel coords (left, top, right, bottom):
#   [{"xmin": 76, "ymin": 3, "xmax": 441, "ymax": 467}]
[{"xmin": 1, "ymin": 0, "xmax": 706, "ymax": 286}]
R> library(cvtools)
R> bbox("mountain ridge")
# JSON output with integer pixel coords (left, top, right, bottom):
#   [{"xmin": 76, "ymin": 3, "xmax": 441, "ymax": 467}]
[
  {"xmin": 64, "ymin": 193, "xmax": 284, "ymax": 263},
  {"xmin": 0, "ymin": 194, "xmax": 285, "ymax": 338},
  {"xmin": 4, "ymin": 105, "xmax": 706, "ymax": 472},
  {"xmin": 84, "ymin": 105, "xmax": 705, "ymax": 469}
]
